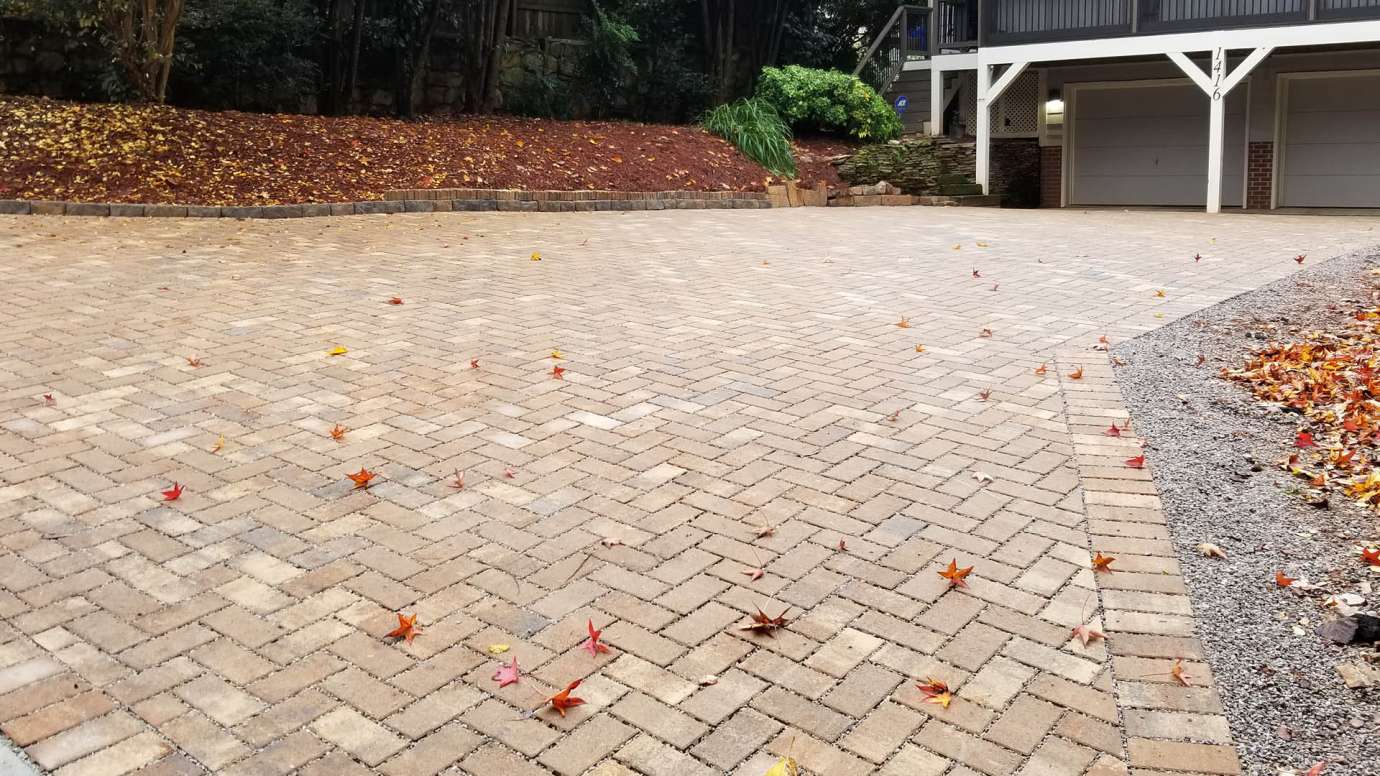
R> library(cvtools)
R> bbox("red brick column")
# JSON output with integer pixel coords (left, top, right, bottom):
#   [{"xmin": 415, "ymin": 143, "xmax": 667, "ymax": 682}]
[
  {"xmin": 1246, "ymin": 141, "xmax": 1274, "ymax": 209},
  {"xmin": 1040, "ymin": 146, "xmax": 1062, "ymax": 208}
]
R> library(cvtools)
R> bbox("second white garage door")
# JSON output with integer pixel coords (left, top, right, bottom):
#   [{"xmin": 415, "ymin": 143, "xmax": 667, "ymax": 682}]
[
  {"xmin": 1279, "ymin": 72, "xmax": 1380, "ymax": 208},
  {"xmin": 1068, "ymin": 80, "xmax": 1245, "ymax": 207}
]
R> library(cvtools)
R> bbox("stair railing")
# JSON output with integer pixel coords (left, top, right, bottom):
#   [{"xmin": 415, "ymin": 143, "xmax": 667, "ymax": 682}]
[{"xmin": 852, "ymin": 4, "xmax": 933, "ymax": 92}]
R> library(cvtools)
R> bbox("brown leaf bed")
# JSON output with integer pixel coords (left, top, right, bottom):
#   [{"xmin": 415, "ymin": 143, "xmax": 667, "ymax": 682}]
[{"xmin": 0, "ymin": 96, "xmax": 852, "ymax": 207}]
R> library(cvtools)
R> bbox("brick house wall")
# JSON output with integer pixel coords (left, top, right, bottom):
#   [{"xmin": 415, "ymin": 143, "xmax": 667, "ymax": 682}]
[
  {"xmin": 1040, "ymin": 146, "xmax": 1062, "ymax": 208},
  {"xmin": 1247, "ymin": 141, "xmax": 1274, "ymax": 209}
]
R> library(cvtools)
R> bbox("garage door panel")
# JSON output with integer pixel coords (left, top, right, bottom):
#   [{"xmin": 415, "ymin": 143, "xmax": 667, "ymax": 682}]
[
  {"xmin": 1287, "ymin": 75, "xmax": 1380, "ymax": 111},
  {"xmin": 1075, "ymin": 117, "xmax": 1217, "ymax": 147},
  {"xmin": 1283, "ymin": 142, "xmax": 1380, "ymax": 177},
  {"xmin": 1070, "ymin": 83, "xmax": 1244, "ymax": 207},
  {"xmin": 1281, "ymin": 74, "xmax": 1380, "ymax": 208},
  {"xmin": 1074, "ymin": 175, "xmax": 1210, "ymax": 207},
  {"xmin": 1286, "ymin": 109, "xmax": 1380, "ymax": 144}
]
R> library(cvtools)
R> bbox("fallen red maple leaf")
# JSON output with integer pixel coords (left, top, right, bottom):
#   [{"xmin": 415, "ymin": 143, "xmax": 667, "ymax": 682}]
[
  {"xmin": 1034, "ymin": 363, "xmax": 1047, "ymax": 376},
  {"xmin": 503, "ymin": 467, "xmax": 516, "ymax": 479},
  {"xmin": 937, "ymin": 559, "xmax": 973, "ymax": 588},
  {"xmin": 1362, "ymin": 547, "xmax": 1380, "ymax": 566},
  {"xmin": 979, "ymin": 328, "xmax": 993, "ymax": 338},
  {"xmin": 547, "ymin": 679, "xmax": 585, "ymax": 717},
  {"xmin": 385, "ymin": 612, "xmax": 421, "ymax": 643},
  {"xmin": 552, "ymin": 364, "xmax": 565, "ymax": 379},
  {"xmin": 916, "ymin": 677, "xmax": 953, "ymax": 708},
  {"xmin": 743, "ymin": 567, "xmax": 764, "ymax": 581},
  {"xmin": 1126, "ymin": 454, "xmax": 1146, "ymax": 469},
  {"xmin": 896, "ymin": 317, "xmax": 911, "ymax": 329},
  {"xmin": 978, "ymin": 388, "xmax": 992, "ymax": 401},
  {"xmin": 329, "ymin": 424, "xmax": 347, "ymax": 441},
  {"xmin": 971, "ymin": 268, "xmax": 981, "ymax": 278},
  {"xmin": 1303, "ymin": 761, "xmax": 1326, "ymax": 776},
  {"xmin": 582, "ymin": 619, "xmax": 610, "ymax": 656},
  {"xmin": 161, "ymin": 482, "xmax": 183, "ymax": 501},
  {"xmin": 1169, "ymin": 658, "xmax": 1191, "ymax": 686},
  {"xmin": 186, "ymin": 356, "xmax": 203, "ymax": 367},
  {"xmin": 42, "ymin": 393, "xmax": 55, "ymax": 405},
  {"xmin": 347, "ymin": 468, "xmax": 377, "ymax": 489},
  {"xmin": 1275, "ymin": 570, "xmax": 1296, "ymax": 587},
  {"xmin": 739, "ymin": 606, "xmax": 790, "ymax": 637},
  {"xmin": 493, "ymin": 655, "xmax": 520, "ymax": 687},
  {"xmin": 1071, "ymin": 623, "xmax": 1105, "ymax": 647},
  {"xmin": 837, "ymin": 539, "xmax": 847, "ymax": 551},
  {"xmin": 1194, "ymin": 253, "xmax": 1201, "ymax": 262},
  {"xmin": 1068, "ymin": 365, "xmax": 1084, "ymax": 379},
  {"xmin": 1092, "ymin": 552, "xmax": 1115, "ymax": 573},
  {"xmin": 470, "ymin": 358, "xmax": 480, "ymax": 369},
  {"xmin": 1295, "ymin": 254, "xmax": 1306, "ymax": 264},
  {"xmin": 1105, "ymin": 422, "xmax": 1122, "ymax": 437},
  {"xmin": 450, "ymin": 471, "xmax": 465, "ymax": 489},
  {"xmin": 1296, "ymin": 431, "xmax": 1316, "ymax": 448},
  {"xmin": 387, "ymin": 296, "xmax": 404, "ymax": 305}
]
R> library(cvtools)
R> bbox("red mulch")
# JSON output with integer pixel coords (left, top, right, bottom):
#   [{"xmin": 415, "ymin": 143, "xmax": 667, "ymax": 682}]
[{"xmin": 0, "ymin": 96, "xmax": 853, "ymax": 206}]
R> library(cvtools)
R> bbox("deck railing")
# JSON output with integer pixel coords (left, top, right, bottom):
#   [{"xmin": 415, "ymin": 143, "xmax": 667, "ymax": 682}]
[
  {"xmin": 978, "ymin": 0, "xmax": 1380, "ymax": 42},
  {"xmin": 853, "ymin": 5, "xmax": 933, "ymax": 89}
]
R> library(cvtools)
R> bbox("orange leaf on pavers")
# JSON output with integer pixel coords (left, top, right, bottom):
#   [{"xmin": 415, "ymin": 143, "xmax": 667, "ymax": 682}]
[
  {"xmin": 161, "ymin": 482, "xmax": 184, "ymax": 501},
  {"xmin": 979, "ymin": 328, "xmax": 993, "ymax": 338},
  {"xmin": 385, "ymin": 612, "xmax": 421, "ymax": 643},
  {"xmin": 493, "ymin": 655, "xmax": 520, "ymax": 687},
  {"xmin": 1154, "ymin": 289, "xmax": 1166, "ymax": 298},
  {"xmin": 755, "ymin": 521, "xmax": 776, "ymax": 538},
  {"xmin": 1296, "ymin": 254, "xmax": 1307, "ymax": 265},
  {"xmin": 504, "ymin": 467, "xmax": 516, "ymax": 478},
  {"xmin": 1296, "ymin": 431, "xmax": 1316, "ymax": 448},
  {"xmin": 1068, "ymin": 365, "xmax": 1085, "ymax": 379},
  {"xmin": 1072, "ymin": 623, "xmax": 1105, "ymax": 647},
  {"xmin": 186, "ymin": 356, "xmax": 203, "ymax": 367},
  {"xmin": 1362, "ymin": 547, "xmax": 1380, "ymax": 566},
  {"xmin": 1092, "ymin": 552, "xmax": 1116, "ymax": 573},
  {"xmin": 347, "ymin": 467, "xmax": 377, "ymax": 489},
  {"xmin": 582, "ymin": 619, "xmax": 611, "ymax": 656},
  {"xmin": 1275, "ymin": 570, "xmax": 1296, "ymax": 587},
  {"xmin": 743, "ymin": 567, "xmax": 764, "ymax": 581},
  {"xmin": 1126, "ymin": 454, "xmax": 1146, "ymax": 469},
  {"xmin": 1304, "ymin": 762, "xmax": 1326, "ymax": 776},
  {"xmin": 937, "ymin": 559, "xmax": 973, "ymax": 588},
  {"xmin": 1034, "ymin": 363, "xmax": 1047, "ymax": 376},
  {"xmin": 450, "ymin": 471, "xmax": 465, "ymax": 490},
  {"xmin": 915, "ymin": 344, "xmax": 925, "ymax": 353},
  {"xmin": 551, "ymin": 364, "xmax": 565, "ymax": 379},
  {"xmin": 470, "ymin": 358, "xmax": 480, "ymax": 369},
  {"xmin": 916, "ymin": 677, "xmax": 953, "ymax": 708},
  {"xmin": 1104, "ymin": 422, "xmax": 1122, "ymax": 437},
  {"xmin": 896, "ymin": 317, "xmax": 911, "ymax": 329},
  {"xmin": 978, "ymin": 388, "xmax": 992, "ymax": 401},
  {"xmin": 837, "ymin": 539, "xmax": 847, "ymax": 551},
  {"xmin": 546, "ymin": 680, "xmax": 585, "ymax": 717},
  {"xmin": 387, "ymin": 296, "xmax": 404, "ymax": 305},
  {"xmin": 210, "ymin": 435, "xmax": 225, "ymax": 454},
  {"xmin": 971, "ymin": 268, "xmax": 981, "ymax": 278},
  {"xmin": 738, "ymin": 606, "xmax": 790, "ymax": 637},
  {"xmin": 885, "ymin": 410, "xmax": 901, "ymax": 423},
  {"xmin": 329, "ymin": 424, "xmax": 347, "ymax": 441},
  {"xmin": 1169, "ymin": 658, "xmax": 1191, "ymax": 686}
]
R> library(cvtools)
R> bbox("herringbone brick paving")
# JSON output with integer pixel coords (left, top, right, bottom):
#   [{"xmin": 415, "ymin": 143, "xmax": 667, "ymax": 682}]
[{"xmin": 0, "ymin": 208, "xmax": 1375, "ymax": 776}]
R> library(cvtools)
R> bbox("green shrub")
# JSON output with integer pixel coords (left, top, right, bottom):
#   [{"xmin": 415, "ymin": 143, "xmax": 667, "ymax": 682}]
[
  {"xmin": 755, "ymin": 65, "xmax": 902, "ymax": 141},
  {"xmin": 701, "ymin": 97, "xmax": 797, "ymax": 179}
]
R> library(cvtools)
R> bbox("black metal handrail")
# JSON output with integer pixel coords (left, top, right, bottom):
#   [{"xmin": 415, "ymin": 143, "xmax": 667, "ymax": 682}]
[{"xmin": 852, "ymin": 4, "xmax": 933, "ymax": 90}]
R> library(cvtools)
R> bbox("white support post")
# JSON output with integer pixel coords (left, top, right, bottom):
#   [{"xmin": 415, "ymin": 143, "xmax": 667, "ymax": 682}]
[
  {"xmin": 976, "ymin": 64, "xmax": 991, "ymax": 194},
  {"xmin": 975, "ymin": 61, "xmax": 1029, "ymax": 195},
  {"xmin": 930, "ymin": 66, "xmax": 944, "ymax": 136},
  {"xmin": 1168, "ymin": 46, "xmax": 1273, "ymax": 213}
]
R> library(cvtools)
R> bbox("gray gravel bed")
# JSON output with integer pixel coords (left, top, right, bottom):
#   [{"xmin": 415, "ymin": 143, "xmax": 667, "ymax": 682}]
[{"xmin": 1113, "ymin": 248, "xmax": 1380, "ymax": 775}]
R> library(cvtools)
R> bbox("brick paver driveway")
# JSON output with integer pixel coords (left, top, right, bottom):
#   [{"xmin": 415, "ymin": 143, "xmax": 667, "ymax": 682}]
[{"xmin": 2, "ymin": 208, "xmax": 1377, "ymax": 776}]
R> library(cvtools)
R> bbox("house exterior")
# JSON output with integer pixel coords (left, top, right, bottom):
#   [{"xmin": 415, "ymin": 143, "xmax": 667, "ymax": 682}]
[{"xmin": 863, "ymin": 1, "xmax": 1380, "ymax": 211}]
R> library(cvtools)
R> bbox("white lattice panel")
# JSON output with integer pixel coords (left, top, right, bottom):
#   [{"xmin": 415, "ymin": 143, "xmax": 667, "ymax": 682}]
[{"xmin": 957, "ymin": 70, "xmax": 1039, "ymax": 138}]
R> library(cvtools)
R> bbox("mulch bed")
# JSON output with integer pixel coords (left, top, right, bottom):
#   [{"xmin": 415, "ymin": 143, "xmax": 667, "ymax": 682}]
[{"xmin": 0, "ymin": 96, "xmax": 852, "ymax": 207}]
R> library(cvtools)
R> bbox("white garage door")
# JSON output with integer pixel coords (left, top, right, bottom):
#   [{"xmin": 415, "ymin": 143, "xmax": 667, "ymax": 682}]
[
  {"xmin": 1280, "ymin": 72, "xmax": 1380, "ymax": 208},
  {"xmin": 1069, "ymin": 81, "xmax": 1245, "ymax": 207}
]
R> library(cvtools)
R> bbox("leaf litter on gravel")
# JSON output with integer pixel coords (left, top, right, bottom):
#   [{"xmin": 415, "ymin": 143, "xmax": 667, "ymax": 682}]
[{"xmin": 1113, "ymin": 250, "xmax": 1380, "ymax": 775}]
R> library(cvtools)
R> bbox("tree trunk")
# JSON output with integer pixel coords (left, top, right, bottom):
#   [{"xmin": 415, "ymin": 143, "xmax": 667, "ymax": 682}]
[
  {"xmin": 404, "ymin": 0, "xmax": 445, "ymax": 118},
  {"xmin": 342, "ymin": 0, "xmax": 366, "ymax": 114}
]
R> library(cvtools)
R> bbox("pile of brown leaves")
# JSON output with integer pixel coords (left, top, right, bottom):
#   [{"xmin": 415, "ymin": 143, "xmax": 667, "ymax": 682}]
[
  {"xmin": 0, "ymin": 96, "xmax": 852, "ymax": 206},
  {"xmin": 1223, "ymin": 307, "xmax": 1380, "ymax": 507}
]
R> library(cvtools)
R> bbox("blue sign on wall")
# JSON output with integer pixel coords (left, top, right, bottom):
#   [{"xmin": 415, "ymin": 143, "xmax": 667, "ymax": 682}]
[{"xmin": 894, "ymin": 95, "xmax": 908, "ymax": 114}]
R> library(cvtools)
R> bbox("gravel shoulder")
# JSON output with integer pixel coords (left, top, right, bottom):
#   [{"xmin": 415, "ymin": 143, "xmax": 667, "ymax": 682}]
[{"xmin": 1113, "ymin": 249, "xmax": 1380, "ymax": 775}]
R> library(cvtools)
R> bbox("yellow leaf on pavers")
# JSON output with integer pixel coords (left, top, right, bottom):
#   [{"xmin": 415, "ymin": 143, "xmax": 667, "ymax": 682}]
[
  {"xmin": 531, "ymin": 251, "xmax": 542, "ymax": 261},
  {"xmin": 487, "ymin": 643, "xmax": 510, "ymax": 654},
  {"xmin": 764, "ymin": 756, "xmax": 798, "ymax": 776},
  {"xmin": 328, "ymin": 346, "xmax": 348, "ymax": 356}
]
